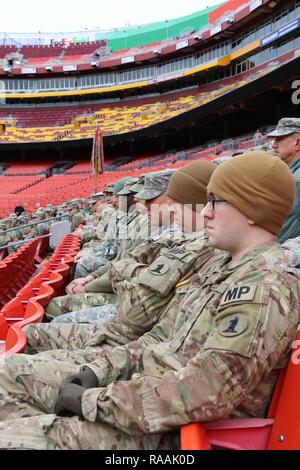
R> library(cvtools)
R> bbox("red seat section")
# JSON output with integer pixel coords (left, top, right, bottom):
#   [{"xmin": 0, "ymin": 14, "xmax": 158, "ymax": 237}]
[{"xmin": 0, "ymin": 316, "xmax": 26, "ymax": 355}]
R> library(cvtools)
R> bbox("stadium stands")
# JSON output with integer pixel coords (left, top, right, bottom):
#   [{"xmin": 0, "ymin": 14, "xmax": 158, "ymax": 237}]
[{"xmin": 0, "ymin": 234, "xmax": 81, "ymax": 355}]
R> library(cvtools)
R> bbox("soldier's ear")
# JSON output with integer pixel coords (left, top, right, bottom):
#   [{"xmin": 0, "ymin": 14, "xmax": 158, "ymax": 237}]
[{"xmin": 247, "ymin": 219, "xmax": 255, "ymax": 226}]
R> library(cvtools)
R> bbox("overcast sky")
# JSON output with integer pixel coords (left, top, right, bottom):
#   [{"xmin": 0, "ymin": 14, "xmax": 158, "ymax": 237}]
[{"xmin": 0, "ymin": 0, "xmax": 222, "ymax": 33}]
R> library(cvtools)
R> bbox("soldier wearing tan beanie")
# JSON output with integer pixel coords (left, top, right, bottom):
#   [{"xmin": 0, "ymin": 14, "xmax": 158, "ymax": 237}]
[
  {"xmin": 167, "ymin": 160, "xmax": 216, "ymax": 209},
  {"xmin": 166, "ymin": 160, "xmax": 216, "ymax": 232},
  {"xmin": 207, "ymin": 151, "xmax": 296, "ymax": 236}
]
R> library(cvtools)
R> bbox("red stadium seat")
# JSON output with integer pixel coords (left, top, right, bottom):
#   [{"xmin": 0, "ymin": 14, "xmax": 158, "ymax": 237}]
[{"xmin": 0, "ymin": 315, "xmax": 27, "ymax": 355}]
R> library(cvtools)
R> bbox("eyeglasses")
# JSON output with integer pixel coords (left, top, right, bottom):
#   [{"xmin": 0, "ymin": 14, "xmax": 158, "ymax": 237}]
[{"xmin": 207, "ymin": 196, "xmax": 227, "ymax": 212}]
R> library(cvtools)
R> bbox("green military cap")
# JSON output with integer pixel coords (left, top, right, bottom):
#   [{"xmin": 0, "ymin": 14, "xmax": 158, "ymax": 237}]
[
  {"xmin": 89, "ymin": 192, "xmax": 105, "ymax": 202},
  {"xmin": 103, "ymin": 183, "xmax": 115, "ymax": 194},
  {"xmin": 9, "ymin": 213, "xmax": 18, "ymax": 219},
  {"xmin": 135, "ymin": 169, "xmax": 175, "ymax": 200},
  {"xmin": 267, "ymin": 118, "xmax": 300, "ymax": 137},
  {"xmin": 67, "ymin": 202, "xmax": 80, "ymax": 210},
  {"xmin": 114, "ymin": 176, "xmax": 137, "ymax": 196},
  {"xmin": 129, "ymin": 176, "xmax": 145, "ymax": 194},
  {"xmin": 116, "ymin": 177, "xmax": 139, "ymax": 196},
  {"xmin": 36, "ymin": 208, "xmax": 45, "ymax": 215},
  {"xmin": 31, "ymin": 212, "xmax": 41, "ymax": 219}
]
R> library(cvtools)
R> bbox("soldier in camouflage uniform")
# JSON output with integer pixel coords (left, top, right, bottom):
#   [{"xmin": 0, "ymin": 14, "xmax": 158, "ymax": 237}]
[
  {"xmin": 0, "ymin": 220, "xmax": 9, "ymax": 249},
  {"xmin": 75, "ymin": 192, "xmax": 107, "ymax": 245},
  {"xmin": 41, "ymin": 160, "xmax": 215, "ymax": 327},
  {"xmin": 44, "ymin": 172, "xmax": 172, "ymax": 320},
  {"xmin": 73, "ymin": 177, "xmax": 139, "ymax": 279},
  {"xmin": 267, "ymin": 117, "xmax": 300, "ymax": 243},
  {"xmin": 67, "ymin": 201, "xmax": 85, "ymax": 231},
  {"xmin": 0, "ymin": 151, "xmax": 298, "ymax": 450}
]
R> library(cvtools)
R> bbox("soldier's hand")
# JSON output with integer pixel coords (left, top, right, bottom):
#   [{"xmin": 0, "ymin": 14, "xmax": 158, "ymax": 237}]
[
  {"xmin": 72, "ymin": 284, "xmax": 86, "ymax": 294},
  {"xmin": 55, "ymin": 382, "xmax": 85, "ymax": 417},
  {"xmin": 61, "ymin": 366, "xmax": 99, "ymax": 389}
]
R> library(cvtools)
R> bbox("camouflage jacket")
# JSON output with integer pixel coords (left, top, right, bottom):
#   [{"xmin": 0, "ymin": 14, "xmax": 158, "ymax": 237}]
[
  {"xmin": 81, "ymin": 205, "xmax": 116, "ymax": 245},
  {"xmin": 99, "ymin": 230, "xmax": 214, "ymax": 342},
  {"xmin": 71, "ymin": 211, "xmax": 85, "ymax": 231},
  {"xmin": 85, "ymin": 211, "xmax": 149, "ymax": 292},
  {"xmin": 279, "ymin": 155, "xmax": 300, "ymax": 243},
  {"xmin": 80, "ymin": 243, "xmax": 299, "ymax": 436}
]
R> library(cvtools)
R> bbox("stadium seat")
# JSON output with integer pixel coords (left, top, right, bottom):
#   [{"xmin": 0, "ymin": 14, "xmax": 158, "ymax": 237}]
[{"xmin": 0, "ymin": 316, "xmax": 27, "ymax": 356}]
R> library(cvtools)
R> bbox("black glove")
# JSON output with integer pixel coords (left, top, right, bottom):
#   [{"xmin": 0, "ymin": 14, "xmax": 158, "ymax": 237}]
[
  {"xmin": 55, "ymin": 382, "xmax": 85, "ymax": 417},
  {"xmin": 60, "ymin": 366, "xmax": 99, "ymax": 389}
]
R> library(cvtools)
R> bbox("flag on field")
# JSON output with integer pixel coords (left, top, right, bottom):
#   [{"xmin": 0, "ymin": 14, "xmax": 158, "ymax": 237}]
[{"xmin": 91, "ymin": 127, "xmax": 105, "ymax": 192}]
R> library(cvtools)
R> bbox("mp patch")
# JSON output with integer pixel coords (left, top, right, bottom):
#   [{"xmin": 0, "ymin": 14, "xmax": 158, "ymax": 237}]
[
  {"xmin": 218, "ymin": 314, "xmax": 249, "ymax": 337},
  {"xmin": 221, "ymin": 285, "xmax": 256, "ymax": 306}
]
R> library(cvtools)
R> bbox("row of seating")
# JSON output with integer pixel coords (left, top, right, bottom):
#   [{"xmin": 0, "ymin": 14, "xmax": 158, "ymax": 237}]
[
  {"xmin": 0, "ymin": 234, "xmax": 81, "ymax": 355},
  {"xmin": 0, "ymin": 238, "xmax": 39, "ymax": 308}
]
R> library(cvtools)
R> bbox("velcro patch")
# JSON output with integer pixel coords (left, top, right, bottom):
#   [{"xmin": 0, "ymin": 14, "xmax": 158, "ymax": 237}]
[
  {"xmin": 218, "ymin": 314, "xmax": 248, "ymax": 337},
  {"xmin": 148, "ymin": 262, "xmax": 170, "ymax": 276},
  {"xmin": 220, "ymin": 285, "xmax": 256, "ymax": 306}
]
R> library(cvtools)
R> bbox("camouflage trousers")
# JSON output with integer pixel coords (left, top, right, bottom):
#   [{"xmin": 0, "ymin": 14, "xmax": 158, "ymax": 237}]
[
  {"xmin": 74, "ymin": 253, "xmax": 108, "ymax": 279},
  {"xmin": 0, "ymin": 354, "xmax": 161, "ymax": 450},
  {"xmin": 52, "ymin": 304, "xmax": 117, "ymax": 325},
  {"xmin": 24, "ymin": 322, "xmax": 118, "ymax": 354},
  {"xmin": 45, "ymin": 292, "xmax": 117, "ymax": 320},
  {"xmin": 74, "ymin": 240, "xmax": 118, "ymax": 279}
]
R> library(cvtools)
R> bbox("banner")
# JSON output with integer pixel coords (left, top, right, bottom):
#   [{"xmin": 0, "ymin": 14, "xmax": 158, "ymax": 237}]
[{"xmin": 91, "ymin": 127, "xmax": 105, "ymax": 192}]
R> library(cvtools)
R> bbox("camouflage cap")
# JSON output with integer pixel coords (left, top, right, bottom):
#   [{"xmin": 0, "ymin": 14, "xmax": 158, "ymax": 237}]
[
  {"xmin": 267, "ymin": 118, "xmax": 300, "ymax": 137},
  {"xmin": 135, "ymin": 169, "xmax": 175, "ymax": 200},
  {"xmin": 67, "ymin": 202, "xmax": 80, "ymax": 210},
  {"xmin": 128, "ymin": 176, "xmax": 145, "ymax": 194},
  {"xmin": 116, "ymin": 177, "xmax": 139, "ymax": 196},
  {"xmin": 89, "ymin": 191, "xmax": 105, "ymax": 202},
  {"xmin": 43, "ymin": 206, "xmax": 54, "ymax": 213},
  {"xmin": 113, "ymin": 176, "xmax": 136, "ymax": 196},
  {"xmin": 9, "ymin": 213, "xmax": 18, "ymax": 219},
  {"xmin": 103, "ymin": 183, "xmax": 115, "ymax": 194}
]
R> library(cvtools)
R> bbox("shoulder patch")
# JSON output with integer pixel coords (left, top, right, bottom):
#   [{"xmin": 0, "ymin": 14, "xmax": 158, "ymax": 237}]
[
  {"xmin": 218, "ymin": 314, "xmax": 248, "ymax": 337},
  {"xmin": 221, "ymin": 285, "xmax": 256, "ymax": 306},
  {"xmin": 148, "ymin": 262, "xmax": 170, "ymax": 276}
]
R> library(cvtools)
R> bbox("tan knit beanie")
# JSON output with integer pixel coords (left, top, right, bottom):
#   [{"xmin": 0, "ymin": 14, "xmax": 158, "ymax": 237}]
[
  {"xmin": 167, "ymin": 160, "xmax": 216, "ymax": 209},
  {"xmin": 208, "ymin": 151, "xmax": 296, "ymax": 235}
]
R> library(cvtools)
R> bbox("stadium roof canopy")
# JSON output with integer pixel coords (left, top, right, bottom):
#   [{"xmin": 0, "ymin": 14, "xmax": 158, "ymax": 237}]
[{"xmin": 0, "ymin": 3, "xmax": 224, "ymax": 50}]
